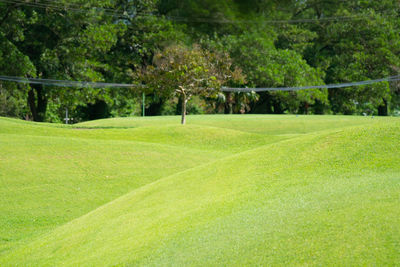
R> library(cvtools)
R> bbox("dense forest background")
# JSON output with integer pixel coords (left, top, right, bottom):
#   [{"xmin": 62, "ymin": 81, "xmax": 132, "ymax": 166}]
[{"xmin": 1, "ymin": 0, "xmax": 400, "ymax": 122}]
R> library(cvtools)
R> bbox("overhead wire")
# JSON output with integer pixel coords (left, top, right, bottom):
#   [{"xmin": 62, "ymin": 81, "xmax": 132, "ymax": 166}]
[
  {"xmin": 0, "ymin": 75, "xmax": 142, "ymax": 88},
  {"xmin": 1, "ymin": 75, "xmax": 399, "ymax": 92},
  {"xmin": 0, "ymin": 0, "xmax": 167, "ymax": 19},
  {"xmin": 164, "ymin": 14, "xmax": 367, "ymax": 24},
  {"xmin": 37, "ymin": 0, "xmax": 124, "ymax": 13},
  {"xmin": 0, "ymin": 0, "xmax": 379, "ymax": 24},
  {"xmin": 0, "ymin": 2, "xmax": 397, "ymax": 91},
  {"xmin": 0, "ymin": 0, "xmax": 127, "ymax": 17},
  {"xmin": 222, "ymin": 76, "xmax": 400, "ymax": 92}
]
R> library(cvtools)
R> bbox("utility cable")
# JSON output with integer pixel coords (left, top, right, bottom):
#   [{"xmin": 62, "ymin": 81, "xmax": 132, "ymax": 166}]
[
  {"xmin": 222, "ymin": 75, "xmax": 400, "ymax": 92},
  {"xmin": 0, "ymin": 0, "xmax": 382, "ymax": 24},
  {"xmin": 0, "ymin": 75, "xmax": 142, "ymax": 88},
  {"xmin": 1, "ymin": 74, "xmax": 399, "ymax": 91}
]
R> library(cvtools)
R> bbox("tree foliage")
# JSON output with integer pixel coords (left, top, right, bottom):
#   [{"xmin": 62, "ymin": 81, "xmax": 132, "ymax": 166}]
[
  {"xmin": 140, "ymin": 44, "xmax": 244, "ymax": 124},
  {"xmin": 0, "ymin": 0, "xmax": 399, "ymax": 121}
]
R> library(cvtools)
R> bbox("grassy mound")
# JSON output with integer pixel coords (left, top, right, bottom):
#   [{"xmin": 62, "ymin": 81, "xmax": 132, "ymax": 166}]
[
  {"xmin": 0, "ymin": 115, "xmax": 282, "ymax": 254},
  {"xmin": 77, "ymin": 114, "xmax": 385, "ymax": 134},
  {"xmin": 1, "ymin": 115, "xmax": 398, "ymax": 265}
]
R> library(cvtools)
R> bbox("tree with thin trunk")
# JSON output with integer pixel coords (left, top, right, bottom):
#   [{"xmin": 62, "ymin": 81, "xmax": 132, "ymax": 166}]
[{"xmin": 140, "ymin": 44, "xmax": 244, "ymax": 124}]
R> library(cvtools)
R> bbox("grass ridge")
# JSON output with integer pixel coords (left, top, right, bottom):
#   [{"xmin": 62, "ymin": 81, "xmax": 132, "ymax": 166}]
[
  {"xmin": 1, "ymin": 116, "xmax": 398, "ymax": 266},
  {"xmin": 0, "ymin": 124, "xmax": 366, "ymax": 260}
]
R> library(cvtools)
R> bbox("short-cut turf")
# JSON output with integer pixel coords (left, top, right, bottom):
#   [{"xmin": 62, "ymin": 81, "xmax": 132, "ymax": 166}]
[{"xmin": 0, "ymin": 115, "xmax": 399, "ymax": 265}]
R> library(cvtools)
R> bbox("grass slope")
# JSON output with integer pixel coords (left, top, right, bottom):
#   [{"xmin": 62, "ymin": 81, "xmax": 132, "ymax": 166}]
[
  {"xmin": 0, "ymin": 115, "xmax": 287, "ymax": 254},
  {"xmin": 1, "ymin": 115, "xmax": 399, "ymax": 265},
  {"xmin": 77, "ymin": 114, "xmax": 388, "ymax": 135},
  {"xmin": 0, "ymin": 119, "xmax": 244, "ymax": 252}
]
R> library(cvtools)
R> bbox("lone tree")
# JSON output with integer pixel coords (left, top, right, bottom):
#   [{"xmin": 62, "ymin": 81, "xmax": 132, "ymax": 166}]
[{"xmin": 140, "ymin": 44, "xmax": 244, "ymax": 124}]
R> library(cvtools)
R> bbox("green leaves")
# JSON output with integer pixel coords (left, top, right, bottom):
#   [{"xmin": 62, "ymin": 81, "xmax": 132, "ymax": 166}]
[
  {"xmin": 207, "ymin": 28, "xmax": 327, "ymax": 114},
  {"xmin": 1, "ymin": 0, "xmax": 400, "ymax": 120},
  {"xmin": 305, "ymin": 3, "xmax": 400, "ymax": 114},
  {"xmin": 0, "ymin": 33, "xmax": 35, "ymax": 77},
  {"xmin": 140, "ymin": 44, "xmax": 244, "ymax": 122}
]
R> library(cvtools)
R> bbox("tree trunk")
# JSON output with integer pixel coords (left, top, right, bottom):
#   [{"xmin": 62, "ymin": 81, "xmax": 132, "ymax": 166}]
[
  {"xmin": 378, "ymin": 98, "xmax": 388, "ymax": 116},
  {"xmin": 28, "ymin": 89, "xmax": 38, "ymax": 121},
  {"xmin": 273, "ymin": 100, "xmax": 284, "ymax": 114},
  {"xmin": 181, "ymin": 94, "xmax": 187, "ymax": 125},
  {"xmin": 145, "ymin": 94, "xmax": 164, "ymax": 116},
  {"xmin": 27, "ymin": 84, "xmax": 47, "ymax": 122},
  {"xmin": 224, "ymin": 92, "xmax": 233, "ymax": 114},
  {"xmin": 176, "ymin": 97, "xmax": 182, "ymax": 115}
]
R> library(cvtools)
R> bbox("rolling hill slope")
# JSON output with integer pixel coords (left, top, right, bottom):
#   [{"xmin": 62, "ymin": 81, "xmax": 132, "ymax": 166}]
[
  {"xmin": 1, "ymin": 115, "xmax": 399, "ymax": 265},
  {"xmin": 0, "ymin": 116, "xmax": 277, "ymax": 254}
]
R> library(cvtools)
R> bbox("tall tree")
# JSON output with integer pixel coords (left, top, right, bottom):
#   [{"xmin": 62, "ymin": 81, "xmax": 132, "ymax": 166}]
[
  {"xmin": 0, "ymin": 0, "xmax": 125, "ymax": 121},
  {"xmin": 140, "ymin": 44, "xmax": 244, "ymax": 124},
  {"xmin": 205, "ymin": 28, "xmax": 327, "ymax": 114},
  {"xmin": 302, "ymin": 0, "xmax": 400, "ymax": 115}
]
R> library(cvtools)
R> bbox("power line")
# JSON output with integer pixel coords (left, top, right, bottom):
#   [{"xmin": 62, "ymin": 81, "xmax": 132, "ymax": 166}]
[
  {"xmin": 38, "ymin": 0, "xmax": 123, "ymax": 13},
  {"xmin": 222, "ymin": 76, "xmax": 400, "ymax": 92},
  {"xmin": 4, "ymin": 0, "xmax": 115, "ymax": 12},
  {"xmin": 1, "ymin": 75, "xmax": 399, "ymax": 91},
  {"xmin": 0, "ymin": 0, "xmax": 142, "ymax": 19},
  {"xmin": 0, "ymin": 0, "xmax": 128, "ymax": 17},
  {"xmin": 0, "ymin": 0, "xmax": 380, "ymax": 24},
  {"xmin": 166, "ymin": 14, "xmax": 367, "ymax": 24},
  {"xmin": 0, "ymin": 75, "xmax": 142, "ymax": 88},
  {"xmin": 0, "ymin": 0, "xmax": 168, "ymax": 19}
]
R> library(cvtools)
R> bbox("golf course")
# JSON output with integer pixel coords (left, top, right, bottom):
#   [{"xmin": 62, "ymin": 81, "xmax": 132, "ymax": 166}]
[{"xmin": 0, "ymin": 115, "xmax": 399, "ymax": 265}]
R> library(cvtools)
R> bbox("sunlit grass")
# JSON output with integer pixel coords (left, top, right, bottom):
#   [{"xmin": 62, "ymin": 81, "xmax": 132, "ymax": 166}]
[{"xmin": 0, "ymin": 115, "xmax": 399, "ymax": 265}]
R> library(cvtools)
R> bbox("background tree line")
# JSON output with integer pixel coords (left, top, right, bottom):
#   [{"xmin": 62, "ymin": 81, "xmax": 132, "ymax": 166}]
[{"xmin": 1, "ymin": 0, "xmax": 400, "ymax": 122}]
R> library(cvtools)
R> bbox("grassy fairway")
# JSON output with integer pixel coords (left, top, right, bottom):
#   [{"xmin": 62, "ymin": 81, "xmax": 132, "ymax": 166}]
[{"xmin": 0, "ymin": 115, "xmax": 399, "ymax": 265}]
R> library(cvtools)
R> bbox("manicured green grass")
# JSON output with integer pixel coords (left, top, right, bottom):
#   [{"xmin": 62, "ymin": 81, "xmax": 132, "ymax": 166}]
[
  {"xmin": 0, "ymin": 115, "xmax": 399, "ymax": 265},
  {"xmin": 77, "ymin": 114, "xmax": 389, "ymax": 134}
]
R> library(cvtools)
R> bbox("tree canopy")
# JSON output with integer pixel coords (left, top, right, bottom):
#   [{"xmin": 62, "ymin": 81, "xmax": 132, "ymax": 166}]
[
  {"xmin": 0, "ymin": 0, "xmax": 399, "ymax": 122},
  {"xmin": 140, "ymin": 44, "xmax": 244, "ymax": 124}
]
